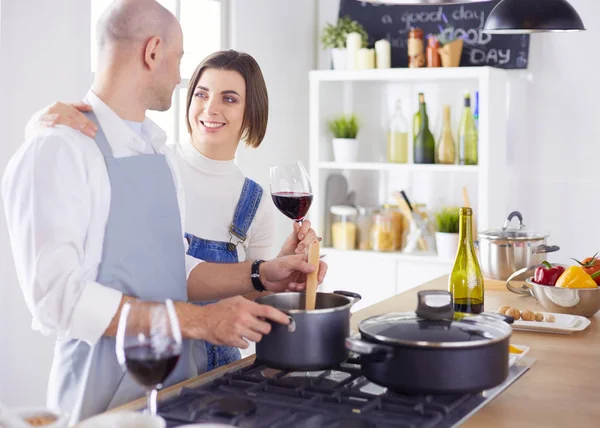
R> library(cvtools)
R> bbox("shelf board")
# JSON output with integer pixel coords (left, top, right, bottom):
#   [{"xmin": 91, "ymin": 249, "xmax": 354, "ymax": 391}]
[
  {"xmin": 321, "ymin": 247, "xmax": 454, "ymax": 264},
  {"xmin": 309, "ymin": 66, "xmax": 509, "ymax": 83},
  {"xmin": 318, "ymin": 162, "xmax": 479, "ymax": 173}
]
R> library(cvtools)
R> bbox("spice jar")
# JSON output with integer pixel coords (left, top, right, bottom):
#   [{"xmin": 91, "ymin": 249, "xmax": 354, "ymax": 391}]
[
  {"xmin": 371, "ymin": 211, "xmax": 397, "ymax": 252},
  {"xmin": 356, "ymin": 206, "xmax": 376, "ymax": 250},
  {"xmin": 383, "ymin": 204, "xmax": 406, "ymax": 250},
  {"xmin": 330, "ymin": 205, "xmax": 358, "ymax": 250},
  {"xmin": 426, "ymin": 36, "xmax": 441, "ymax": 68},
  {"xmin": 408, "ymin": 28, "xmax": 425, "ymax": 68}
]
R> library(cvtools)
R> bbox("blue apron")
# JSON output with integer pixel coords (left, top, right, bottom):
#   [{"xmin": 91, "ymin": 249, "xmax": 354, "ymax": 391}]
[
  {"xmin": 185, "ymin": 178, "xmax": 262, "ymax": 371},
  {"xmin": 46, "ymin": 112, "xmax": 204, "ymax": 424}
]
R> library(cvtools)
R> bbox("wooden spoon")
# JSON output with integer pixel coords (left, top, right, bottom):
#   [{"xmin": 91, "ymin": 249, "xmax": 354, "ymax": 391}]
[{"xmin": 305, "ymin": 240, "xmax": 320, "ymax": 310}]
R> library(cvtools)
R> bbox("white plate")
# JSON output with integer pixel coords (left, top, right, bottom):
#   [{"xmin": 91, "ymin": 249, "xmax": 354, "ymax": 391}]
[
  {"xmin": 508, "ymin": 344, "xmax": 530, "ymax": 366},
  {"xmin": 74, "ymin": 412, "xmax": 165, "ymax": 428},
  {"xmin": 511, "ymin": 312, "xmax": 591, "ymax": 334}
]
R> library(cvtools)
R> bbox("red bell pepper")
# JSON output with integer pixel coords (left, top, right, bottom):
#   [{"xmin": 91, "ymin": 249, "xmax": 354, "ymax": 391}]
[{"xmin": 534, "ymin": 261, "xmax": 565, "ymax": 286}]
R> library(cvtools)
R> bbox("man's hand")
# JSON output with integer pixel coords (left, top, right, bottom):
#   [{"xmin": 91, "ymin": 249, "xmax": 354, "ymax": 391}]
[
  {"xmin": 260, "ymin": 253, "xmax": 328, "ymax": 293},
  {"xmin": 278, "ymin": 219, "xmax": 322, "ymax": 257},
  {"xmin": 179, "ymin": 296, "xmax": 289, "ymax": 348},
  {"xmin": 33, "ymin": 101, "xmax": 97, "ymax": 138}
]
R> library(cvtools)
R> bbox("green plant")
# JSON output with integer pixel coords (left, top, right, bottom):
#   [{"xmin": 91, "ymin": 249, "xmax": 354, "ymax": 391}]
[
  {"xmin": 435, "ymin": 207, "xmax": 460, "ymax": 234},
  {"xmin": 320, "ymin": 16, "xmax": 368, "ymax": 49},
  {"xmin": 328, "ymin": 115, "xmax": 359, "ymax": 139}
]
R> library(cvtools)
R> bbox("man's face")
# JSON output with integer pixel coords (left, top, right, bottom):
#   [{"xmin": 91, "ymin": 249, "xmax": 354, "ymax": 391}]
[{"xmin": 150, "ymin": 23, "xmax": 183, "ymax": 111}]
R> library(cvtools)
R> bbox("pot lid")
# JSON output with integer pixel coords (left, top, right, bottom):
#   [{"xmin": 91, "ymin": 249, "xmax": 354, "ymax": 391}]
[
  {"xmin": 478, "ymin": 210, "xmax": 549, "ymax": 241},
  {"xmin": 358, "ymin": 291, "xmax": 511, "ymax": 348}
]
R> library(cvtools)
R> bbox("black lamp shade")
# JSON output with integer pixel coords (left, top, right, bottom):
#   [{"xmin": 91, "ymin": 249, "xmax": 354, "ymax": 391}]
[{"xmin": 483, "ymin": 0, "xmax": 586, "ymax": 33}]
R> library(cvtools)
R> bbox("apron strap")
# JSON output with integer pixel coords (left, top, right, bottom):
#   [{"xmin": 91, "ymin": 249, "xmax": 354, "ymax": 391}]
[
  {"xmin": 82, "ymin": 111, "xmax": 114, "ymax": 158},
  {"xmin": 229, "ymin": 178, "xmax": 263, "ymax": 243}
]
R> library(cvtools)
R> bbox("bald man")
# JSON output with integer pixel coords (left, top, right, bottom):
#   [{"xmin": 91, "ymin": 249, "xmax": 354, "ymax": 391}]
[{"xmin": 2, "ymin": 0, "xmax": 325, "ymax": 422}]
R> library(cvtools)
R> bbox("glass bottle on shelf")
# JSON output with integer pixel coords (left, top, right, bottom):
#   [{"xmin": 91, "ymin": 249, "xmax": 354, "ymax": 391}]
[
  {"xmin": 474, "ymin": 91, "xmax": 480, "ymax": 131},
  {"xmin": 387, "ymin": 99, "xmax": 409, "ymax": 164},
  {"xmin": 458, "ymin": 93, "xmax": 478, "ymax": 165},
  {"xmin": 437, "ymin": 105, "xmax": 456, "ymax": 164},
  {"xmin": 414, "ymin": 93, "xmax": 435, "ymax": 164}
]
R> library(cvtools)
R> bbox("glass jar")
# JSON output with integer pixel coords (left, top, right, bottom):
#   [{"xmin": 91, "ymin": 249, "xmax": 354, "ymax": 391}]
[
  {"xmin": 383, "ymin": 204, "xmax": 406, "ymax": 251},
  {"xmin": 356, "ymin": 206, "xmax": 376, "ymax": 250},
  {"xmin": 371, "ymin": 211, "xmax": 397, "ymax": 252},
  {"xmin": 330, "ymin": 205, "xmax": 358, "ymax": 250}
]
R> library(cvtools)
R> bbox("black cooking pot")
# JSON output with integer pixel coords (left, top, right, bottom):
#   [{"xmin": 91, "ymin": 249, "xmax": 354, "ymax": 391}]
[
  {"xmin": 255, "ymin": 290, "xmax": 361, "ymax": 371},
  {"xmin": 346, "ymin": 290, "xmax": 513, "ymax": 394}
]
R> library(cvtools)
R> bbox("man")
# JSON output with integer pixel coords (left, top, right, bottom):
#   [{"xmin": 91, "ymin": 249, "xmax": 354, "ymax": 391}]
[{"xmin": 2, "ymin": 0, "xmax": 326, "ymax": 423}]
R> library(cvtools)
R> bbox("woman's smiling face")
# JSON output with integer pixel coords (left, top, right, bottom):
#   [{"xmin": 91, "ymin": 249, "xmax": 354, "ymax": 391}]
[{"xmin": 188, "ymin": 68, "xmax": 246, "ymax": 157}]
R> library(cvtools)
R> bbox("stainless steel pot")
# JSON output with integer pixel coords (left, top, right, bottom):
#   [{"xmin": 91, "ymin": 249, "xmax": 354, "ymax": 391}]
[
  {"xmin": 255, "ymin": 290, "xmax": 361, "ymax": 370},
  {"xmin": 477, "ymin": 211, "xmax": 559, "ymax": 280}
]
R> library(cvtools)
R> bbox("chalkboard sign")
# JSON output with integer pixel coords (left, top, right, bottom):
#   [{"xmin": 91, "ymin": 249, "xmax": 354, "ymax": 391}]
[{"xmin": 338, "ymin": 0, "xmax": 529, "ymax": 69}]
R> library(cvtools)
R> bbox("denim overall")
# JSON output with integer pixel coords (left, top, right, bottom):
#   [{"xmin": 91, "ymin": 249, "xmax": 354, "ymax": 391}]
[
  {"xmin": 185, "ymin": 178, "xmax": 263, "ymax": 371},
  {"xmin": 47, "ymin": 112, "xmax": 202, "ymax": 424}
]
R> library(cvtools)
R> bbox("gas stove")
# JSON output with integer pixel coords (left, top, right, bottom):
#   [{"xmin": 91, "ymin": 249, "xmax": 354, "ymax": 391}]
[{"xmin": 154, "ymin": 356, "xmax": 533, "ymax": 428}]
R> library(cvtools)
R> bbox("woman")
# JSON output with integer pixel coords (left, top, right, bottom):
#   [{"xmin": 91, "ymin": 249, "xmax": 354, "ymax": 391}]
[{"xmin": 27, "ymin": 50, "xmax": 320, "ymax": 373}]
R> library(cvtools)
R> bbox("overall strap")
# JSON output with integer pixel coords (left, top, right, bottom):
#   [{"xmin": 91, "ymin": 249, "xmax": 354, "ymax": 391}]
[
  {"xmin": 82, "ymin": 111, "xmax": 114, "ymax": 158},
  {"xmin": 229, "ymin": 178, "xmax": 263, "ymax": 244}
]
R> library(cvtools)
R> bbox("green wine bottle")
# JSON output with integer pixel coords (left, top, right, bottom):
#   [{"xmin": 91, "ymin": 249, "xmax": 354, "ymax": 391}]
[
  {"xmin": 414, "ymin": 94, "xmax": 435, "ymax": 164},
  {"xmin": 458, "ymin": 93, "xmax": 478, "ymax": 165},
  {"xmin": 448, "ymin": 207, "xmax": 484, "ymax": 314},
  {"xmin": 412, "ymin": 93, "xmax": 423, "ymax": 144}
]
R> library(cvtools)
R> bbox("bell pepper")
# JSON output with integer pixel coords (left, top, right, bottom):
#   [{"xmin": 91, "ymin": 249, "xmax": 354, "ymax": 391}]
[
  {"xmin": 533, "ymin": 261, "xmax": 565, "ymax": 286},
  {"xmin": 571, "ymin": 252, "xmax": 600, "ymax": 285},
  {"xmin": 555, "ymin": 265, "xmax": 600, "ymax": 289}
]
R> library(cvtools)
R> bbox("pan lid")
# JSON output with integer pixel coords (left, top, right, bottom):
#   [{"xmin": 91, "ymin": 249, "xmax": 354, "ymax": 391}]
[
  {"xmin": 358, "ymin": 291, "xmax": 512, "ymax": 348},
  {"xmin": 478, "ymin": 210, "xmax": 548, "ymax": 241}
]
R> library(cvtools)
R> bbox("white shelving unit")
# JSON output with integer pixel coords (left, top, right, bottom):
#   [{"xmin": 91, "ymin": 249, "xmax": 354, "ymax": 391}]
[{"xmin": 308, "ymin": 66, "xmax": 517, "ymax": 309}]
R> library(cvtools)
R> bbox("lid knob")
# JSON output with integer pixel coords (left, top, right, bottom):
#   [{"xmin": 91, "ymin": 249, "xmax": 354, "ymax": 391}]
[{"xmin": 415, "ymin": 290, "xmax": 455, "ymax": 321}]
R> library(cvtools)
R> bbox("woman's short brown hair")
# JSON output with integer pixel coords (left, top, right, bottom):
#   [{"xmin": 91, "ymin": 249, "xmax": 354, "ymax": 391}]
[{"xmin": 185, "ymin": 49, "xmax": 269, "ymax": 148}]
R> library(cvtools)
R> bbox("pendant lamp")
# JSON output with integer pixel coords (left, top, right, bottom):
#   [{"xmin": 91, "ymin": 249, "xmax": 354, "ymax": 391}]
[{"xmin": 483, "ymin": 0, "xmax": 586, "ymax": 33}]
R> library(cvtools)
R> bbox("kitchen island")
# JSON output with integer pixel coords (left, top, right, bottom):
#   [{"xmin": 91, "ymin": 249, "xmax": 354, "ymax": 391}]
[{"xmin": 111, "ymin": 276, "xmax": 600, "ymax": 427}]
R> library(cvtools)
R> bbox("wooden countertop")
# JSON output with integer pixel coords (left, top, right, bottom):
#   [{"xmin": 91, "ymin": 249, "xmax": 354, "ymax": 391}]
[{"xmin": 110, "ymin": 276, "xmax": 600, "ymax": 427}]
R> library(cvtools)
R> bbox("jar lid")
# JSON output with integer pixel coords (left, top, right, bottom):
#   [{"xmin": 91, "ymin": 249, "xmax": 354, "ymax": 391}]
[{"xmin": 330, "ymin": 205, "xmax": 358, "ymax": 216}]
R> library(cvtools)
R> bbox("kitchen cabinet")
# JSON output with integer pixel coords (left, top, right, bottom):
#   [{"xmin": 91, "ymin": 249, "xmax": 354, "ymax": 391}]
[{"xmin": 308, "ymin": 66, "xmax": 524, "ymax": 296}]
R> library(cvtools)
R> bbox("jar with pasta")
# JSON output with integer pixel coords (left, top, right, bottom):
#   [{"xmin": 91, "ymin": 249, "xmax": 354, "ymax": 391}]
[
  {"xmin": 383, "ymin": 204, "xmax": 405, "ymax": 250},
  {"xmin": 371, "ymin": 211, "xmax": 397, "ymax": 252},
  {"xmin": 330, "ymin": 205, "xmax": 358, "ymax": 250},
  {"xmin": 356, "ymin": 206, "xmax": 375, "ymax": 250}
]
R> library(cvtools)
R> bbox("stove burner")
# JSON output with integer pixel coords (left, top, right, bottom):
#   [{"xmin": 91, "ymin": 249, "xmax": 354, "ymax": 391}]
[
  {"xmin": 335, "ymin": 419, "xmax": 375, "ymax": 428},
  {"xmin": 208, "ymin": 396, "xmax": 257, "ymax": 418}
]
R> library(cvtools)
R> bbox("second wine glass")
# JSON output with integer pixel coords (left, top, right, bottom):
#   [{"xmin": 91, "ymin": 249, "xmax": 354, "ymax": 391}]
[
  {"xmin": 269, "ymin": 161, "xmax": 313, "ymax": 225},
  {"xmin": 116, "ymin": 299, "xmax": 182, "ymax": 416}
]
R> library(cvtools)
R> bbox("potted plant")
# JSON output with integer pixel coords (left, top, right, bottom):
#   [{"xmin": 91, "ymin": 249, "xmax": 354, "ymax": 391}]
[
  {"xmin": 321, "ymin": 16, "xmax": 368, "ymax": 70},
  {"xmin": 328, "ymin": 114, "xmax": 360, "ymax": 163},
  {"xmin": 434, "ymin": 207, "xmax": 460, "ymax": 260}
]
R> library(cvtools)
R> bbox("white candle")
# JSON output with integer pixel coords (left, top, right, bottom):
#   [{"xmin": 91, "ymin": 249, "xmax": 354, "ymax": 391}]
[
  {"xmin": 346, "ymin": 32, "xmax": 362, "ymax": 70},
  {"xmin": 357, "ymin": 48, "xmax": 375, "ymax": 69},
  {"xmin": 375, "ymin": 39, "xmax": 391, "ymax": 69}
]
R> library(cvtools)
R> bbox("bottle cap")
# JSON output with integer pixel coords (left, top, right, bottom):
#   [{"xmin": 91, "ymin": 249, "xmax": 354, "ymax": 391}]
[{"xmin": 460, "ymin": 207, "xmax": 473, "ymax": 216}]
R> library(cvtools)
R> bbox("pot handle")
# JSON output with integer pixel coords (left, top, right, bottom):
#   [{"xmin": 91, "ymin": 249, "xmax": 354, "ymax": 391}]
[
  {"xmin": 345, "ymin": 337, "xmax": 394, "ymax": 359},
  {"xmin": 286, "ymin": 316, "xmax": 296, "ymax": 333},
  {"xmin": 503, "ymin": 211, "xmax": 524, "ymax": 230},
  {"xmin": 333, "ymin": 290, "xmax": 362, "ymax": 306},
  {"xmin": 532, "ymin": 244, "xmax": 560, "ymax": 254},
  {"xmin": 505, "ymin": 265, "xmax": 540, "ymax": 296}
]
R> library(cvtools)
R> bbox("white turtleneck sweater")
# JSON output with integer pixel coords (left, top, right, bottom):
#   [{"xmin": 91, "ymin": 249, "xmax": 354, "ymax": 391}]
[{"xmin": 171, "ymin": 139, "xmax": 277, "ymax": 262}]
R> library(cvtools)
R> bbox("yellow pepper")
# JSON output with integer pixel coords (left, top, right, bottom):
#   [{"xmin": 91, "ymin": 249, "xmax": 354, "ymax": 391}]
[{"xmin": 555, "ymin": 265, "xmax": 599, "ymax": 289}]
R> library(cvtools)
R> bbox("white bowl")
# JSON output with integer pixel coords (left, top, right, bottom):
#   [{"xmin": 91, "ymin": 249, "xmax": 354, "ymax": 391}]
[
  {"xmin": 12, "ymin": 407, "xmax": 69, "ymax": 428},
  {"xmin": 75, "ymin": 411, "xmax": 165, "ymax": 428}
]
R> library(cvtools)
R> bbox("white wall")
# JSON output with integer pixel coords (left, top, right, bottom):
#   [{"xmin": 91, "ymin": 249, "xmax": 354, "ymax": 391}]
[
  {"xmin": 0, "ymin": 0, "xmax": 92, "ymax": 406},
  {"xmin": 317, "ymin": 0, "xmax": 600, "ymax": 262},
  {"xmin": 231, "ymin": 0, "xmax": 318, "ymax": 246}
]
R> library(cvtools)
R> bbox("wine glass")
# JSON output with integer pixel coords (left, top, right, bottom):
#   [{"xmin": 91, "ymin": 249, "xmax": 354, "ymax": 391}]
[
  {"xmin": 269, "ymin": 161, "xmax": 313, "ymax": 225},
  {"xmin": 116, "ymin": 299, "xmax": 182, "ymax": 416}
]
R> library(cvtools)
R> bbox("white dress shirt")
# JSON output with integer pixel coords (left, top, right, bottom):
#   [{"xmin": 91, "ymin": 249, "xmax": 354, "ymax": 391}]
[
  {"xmin": 173, "ymin": 139, "xmax": 277, "ymax": 262},
  {"xmin": 2, "ymin": 90, "xmax": 201, "ymax": 346}
]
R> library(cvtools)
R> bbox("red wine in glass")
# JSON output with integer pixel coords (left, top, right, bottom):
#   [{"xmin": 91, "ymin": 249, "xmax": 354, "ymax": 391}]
[
  {"xmin": 271, "ymin": 192, "xmax": 313, "ymax": 222},
  {"xmin": 124, "ymin": 344, "xmax": 180, "ymax": 388},
  {"xmin": 270, "ymin": 161, "xmax": 313, "ymax": 224},
  {"xmin": 116, "ymin": 299, "xmax": 182, "ymax": 416}
]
